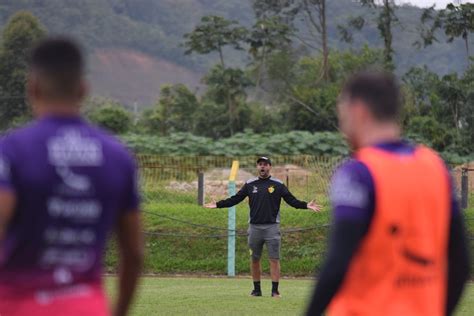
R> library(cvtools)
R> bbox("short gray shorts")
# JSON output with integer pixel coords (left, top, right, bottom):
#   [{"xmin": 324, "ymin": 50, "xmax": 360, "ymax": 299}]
[{"xmin": 248, "ymin": 224, "xmax": 281, "ymax": 260}]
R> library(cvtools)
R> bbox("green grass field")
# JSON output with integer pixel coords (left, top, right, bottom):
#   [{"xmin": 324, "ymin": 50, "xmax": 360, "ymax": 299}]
[
  {"xmin": 105, "ymin": 277, "xmax": 473, "ymax": 315},
  {"xmin": 105, "ymin": 191, "xmax": 474, "ymax": 276},
  {"xmin": 103, "ymin": 190, "xmax": 474, "ymax": 315},
  {"xmin": 105, "ymin": 196, "xmax": 334, "ymax": 275}
]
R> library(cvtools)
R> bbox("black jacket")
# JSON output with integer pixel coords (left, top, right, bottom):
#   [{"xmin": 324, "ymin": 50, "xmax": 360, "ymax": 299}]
[{"xmin": 216, "ymin": 176, "xmax": 307, "ymax": 224}]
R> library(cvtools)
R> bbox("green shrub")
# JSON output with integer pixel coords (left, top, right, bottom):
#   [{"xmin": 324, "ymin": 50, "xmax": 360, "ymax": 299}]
[
  {"xmin": 88, "ymin": 105, "xmax": 132, "ymax": 134},
  {"xmin": 122, "ymin": 130, "xmax": 349, "ymax": 156}
]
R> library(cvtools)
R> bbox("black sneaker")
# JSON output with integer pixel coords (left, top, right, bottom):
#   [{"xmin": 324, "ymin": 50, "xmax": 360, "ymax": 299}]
[
  {"xmin": 250, "ymin": 289, "xmax": 262, "ymax": 297},
  {"xmin": 271, "ymin": 291, "xmax": 281, "ymax": 298}
]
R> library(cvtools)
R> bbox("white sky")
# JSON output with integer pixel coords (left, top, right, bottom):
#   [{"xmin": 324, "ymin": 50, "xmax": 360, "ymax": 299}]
[{"xmin": 396, "ymin": 0, "xmax": 471, "ymax": 8}]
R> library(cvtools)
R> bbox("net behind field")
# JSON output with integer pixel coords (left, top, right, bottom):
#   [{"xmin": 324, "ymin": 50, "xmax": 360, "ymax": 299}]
[
  {"xmin": 137, "ymin": 155, "xmax": 342, "ymax": 202},
  {"xmin": 137, "ymin": 155, "xmax": 474, "ymax": 202}
]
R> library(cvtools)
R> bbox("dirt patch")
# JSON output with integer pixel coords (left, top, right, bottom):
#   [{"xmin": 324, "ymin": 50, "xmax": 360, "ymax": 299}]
[
  {"xmin": 166, "ymin": 168, "xmax": 255, "ymax": 199},
  {"xmin": 165, "ymin": 166, "xmax": 316, "ymax": 199},
  {"xmin": 204, "ymin": 168, "xmax": 255, "ymax": 182},
  {"xmin": 271, "ymin": 164, "xmax": 312, "ymax": 185},
  {"xmin": 166, "ymin": 181, "xmax": 199, "ymax": 193},
  {"xmin": 89, "ymin": 48, "xmax": 202, "ymax": 105}
]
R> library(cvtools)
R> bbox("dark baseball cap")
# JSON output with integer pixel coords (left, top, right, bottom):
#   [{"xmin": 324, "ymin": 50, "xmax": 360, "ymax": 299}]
[{"xmin": 256, "ymin": 156, "xmax": 271, "ymax": 165}]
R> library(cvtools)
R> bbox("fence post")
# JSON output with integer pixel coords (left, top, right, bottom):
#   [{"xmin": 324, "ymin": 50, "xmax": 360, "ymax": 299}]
[
  {"xmin": 227, "ymin": 160, "xmax": 239, "ymax": 277},
  {"xmin": 461, "ymin": 168, "xmax": 468, "ymax": 210},
  {"xmin": 197, "ymin": 171, "xmax": 204, "ymax": 206}
]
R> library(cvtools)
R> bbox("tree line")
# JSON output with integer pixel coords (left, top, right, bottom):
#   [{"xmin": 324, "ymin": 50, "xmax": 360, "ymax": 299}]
[{"xmin": 0, "ymin": 2, "xmax": 472, "ymax": 160}]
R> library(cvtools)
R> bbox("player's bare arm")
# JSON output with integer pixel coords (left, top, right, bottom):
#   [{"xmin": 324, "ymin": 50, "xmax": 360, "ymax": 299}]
[
  {"xmin": 114, "ymin": 211, "xmax": 144, "ymax": 316},
  {"xmin": 0, "ymin": 189, "xmax": 15, "ymax": 242}
]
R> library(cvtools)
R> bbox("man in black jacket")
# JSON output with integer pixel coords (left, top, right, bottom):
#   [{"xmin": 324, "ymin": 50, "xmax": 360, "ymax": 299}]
[{"xmin": 204, "ymin": 157, "xmax": 321, "ymax": 297}]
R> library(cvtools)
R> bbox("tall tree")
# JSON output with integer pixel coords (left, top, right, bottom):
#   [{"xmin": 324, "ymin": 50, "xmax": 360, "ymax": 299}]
[
  {"xmin": 0, "ymin": 11, "xmax": 46, "ymax": 129},
  {"xmin": 402, "ymin": 64, "xmax": 474, "ymax": 153},
  {"xmin": 418, "ymin": 3, "xmax": 474, "ymax": 65},
  {"xmin": 152, "ymin": 84, "xmax": 199, "ymax": 135},
  {"xmin": 183, "ymin": 15, "xmax": 249, "ymax": 136},
  {"xmin": 338, "ymin": 0, "xmax": 398, "ymax": 71},
  {"xmin": 460, "ymin": 60, "xmax": 474, "ymax": 150},
  {"xmin": 252, "ymin": 0, "xmax": 330, "ymax": 81},
  {"xmin": 183, "ymin": 15, "xmax": 248, "ymax": 68},
  {"xmin": 247, "ymin": 16, "xmax": 292, "ymax": 90},
  {"xmin": 203, "ymin": 65, "xmax": 253, "ymax": 136},
  {"xmin": 253, "ymin": 0, "xmax": 299, "ymax": 21},
  {"xmin": 300, "ymin": 0, "xmax": 329, "ymax": 81}
]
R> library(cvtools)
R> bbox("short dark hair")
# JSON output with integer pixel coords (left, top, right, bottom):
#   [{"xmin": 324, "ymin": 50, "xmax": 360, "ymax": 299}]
[
  {"xmin": 29, "ymin": 37, "xmax": 84, "ymax": 100},
  {"xmin": 341, "ymin": 71, "xmax": 401, "ymax": 121}
]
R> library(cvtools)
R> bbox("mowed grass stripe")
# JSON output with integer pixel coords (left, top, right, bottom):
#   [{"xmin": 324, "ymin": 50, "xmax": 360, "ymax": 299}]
[{"xmin": 105, "ymin": 277, "xmax": 473, "ymax": 316}]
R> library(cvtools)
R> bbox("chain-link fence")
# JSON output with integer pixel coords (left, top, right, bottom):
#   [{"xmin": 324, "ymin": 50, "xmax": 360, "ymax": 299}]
[
  {"xmin": 125, "ymin": 155, "xmax": 474, "ymax": 276},
  {"xmin": 137, "ymin": 155, "xmax": 341, "ymax": 204},
  {"xmin": 138, "ymin": 155, "xmax": 474, "ymax": 206}
]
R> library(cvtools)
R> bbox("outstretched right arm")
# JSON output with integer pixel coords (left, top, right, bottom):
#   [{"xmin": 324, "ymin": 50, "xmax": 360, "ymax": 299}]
[
  {"xmin": 208, "ymin": 183, "xmax": 248, "ymax": 208},
  {"xmin": 115, "ymin": 211, "xmax": 143, "ymax": 316},
  {"xmin": 0, "ymin": 142, "xmax": 17, "ymax": 243},
  {"xmin": 114, "ymin": 155, "xmax": 143, "ymax": 316}
]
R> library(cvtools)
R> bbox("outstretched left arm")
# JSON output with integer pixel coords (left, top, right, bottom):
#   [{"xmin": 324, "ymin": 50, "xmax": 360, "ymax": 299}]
[{"xmin": 281, "ymin": 185, "xmax": 319, "ymax": 210}]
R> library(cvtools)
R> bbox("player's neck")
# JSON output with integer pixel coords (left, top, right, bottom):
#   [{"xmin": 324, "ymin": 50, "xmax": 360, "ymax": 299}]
[
  {"xmin": 33, "ymin": 100, "xmax": 81, "ymax": 118},
  {"xmin": 357, "ymin": 123, "xmax": 401, "ymax": 149}
]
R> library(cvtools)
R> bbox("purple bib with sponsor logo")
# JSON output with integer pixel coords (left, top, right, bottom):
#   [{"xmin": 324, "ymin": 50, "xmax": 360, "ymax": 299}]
[{"xmin": 0, "ymin": 116, "xmax": 139, "ymax": 291}]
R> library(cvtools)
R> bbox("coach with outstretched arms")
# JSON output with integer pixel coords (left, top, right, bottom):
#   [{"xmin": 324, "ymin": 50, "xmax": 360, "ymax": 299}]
[
  {"xmin": 205, "ymin": 157, "xmax": 321, "ymax": 297},
  {"xmin": 0, "ymin": 38, "xmax": 143, "ymax": 316},
  {"xmin": 306, "ymin": 72, "xmax": 470, "ymax": 315}
]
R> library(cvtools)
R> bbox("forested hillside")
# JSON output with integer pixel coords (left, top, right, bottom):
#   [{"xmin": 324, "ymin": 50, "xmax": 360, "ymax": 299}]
[
  {"xmin": 0, "ymin": 1, "xmax": 469, "ymax": 85},
  {"xmin": 0, "ymin": 0, "xmax": 253, "ymax": 71},
  {"xmin": 0, "ymin": 1, "xmax": 472, "ymax": 160}
]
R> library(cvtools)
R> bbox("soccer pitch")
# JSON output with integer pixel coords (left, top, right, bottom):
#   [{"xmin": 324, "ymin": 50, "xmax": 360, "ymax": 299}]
[{"xmin": 106, "ymin": 277, "xmax": 473, "ymax": 315}]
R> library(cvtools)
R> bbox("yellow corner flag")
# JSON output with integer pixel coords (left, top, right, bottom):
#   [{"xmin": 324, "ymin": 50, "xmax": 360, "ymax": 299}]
[{"xmin": 229, "ymin": 160, "xmax": 239, "ymax": 182}]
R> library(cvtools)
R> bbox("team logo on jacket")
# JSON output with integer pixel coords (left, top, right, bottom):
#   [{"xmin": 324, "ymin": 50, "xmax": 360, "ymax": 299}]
[
  {"xmin": 268, "ymin": 186, "xmax": 275, "ymax": 193},
  {"xmin": 252, "ymin": 186, "xmax": 258, "ymax": 193}
]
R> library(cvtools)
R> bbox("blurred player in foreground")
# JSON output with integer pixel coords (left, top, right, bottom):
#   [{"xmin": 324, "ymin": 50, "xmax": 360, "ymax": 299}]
[
  {"xmin": 306, "ymin": 72, "xmax": 470, "ymax": 315},
  {"xmin": 205, "ymin": 156, "xmax": 321, "ymax": 297},
  {"xmin": 0, "ymin": 38, "xmax": 143, "ymax": 316}
]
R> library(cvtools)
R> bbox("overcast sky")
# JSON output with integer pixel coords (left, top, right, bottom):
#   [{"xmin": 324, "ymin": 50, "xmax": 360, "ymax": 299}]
[{"xmin": 396, "ymin": 0, "xmax": 470, "ymax": 8}]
